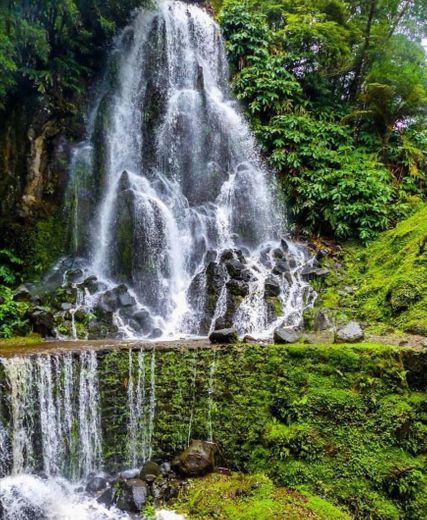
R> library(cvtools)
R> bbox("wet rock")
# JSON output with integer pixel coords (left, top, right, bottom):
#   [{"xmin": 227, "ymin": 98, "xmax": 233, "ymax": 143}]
[
  {"xmin": 301, "ymin": 266, "xmax": 330, "ymax": 281},
  {"xmin": 260, "ymin": 247, "xmax": 272, "ymax": 269},
  {"xmin": 272, "ymin": 248, "xmax": 284, "ymax": 259},
  {"xmin": 209, "ymin": 328, "xmax": 238, "ymax": 344},
  {"xmin": 284, "ymin": 272, "xmax": 293, "ymax": 285},
  {"xmin": 243, "ymin": 335, "xmax": 257, "ymax": 344},
  {"xmin": 272, "ymin": 259, "xmax": 290, "ymax": 275},
  {"xmin": 28, "ymin": 307, "xmax": 55, "ymax": 336},
  {"xmin": 288, "ymin": 257, "xmax": 297, "ymax": 269},
  {"xmin": 226, "ymin": 279, "xmax": 249, "ymax": 297},
  {"xmin": 119, "ymin": 291, "xmax": 136, "ymax": 308},
  {"xmin": 316, "ymin": 249, "xmax": 328, "ymax": 261},
  {"xmin": 335, "ymin": 321, "xmax": 364, "ymax": 343},
  {"xmin": 202, "ymin": 262, "xmax": 228, "ymax": 331},
  {"xmin": 280, "ymin": 239, "xmax": 289, "ymax": 252},
  {"xmin": 264, "ymin": 276, "xmax": 281, "ymax": 297},
  {"xmin": 86, "ymin": 476, "xmax": 108, "ymax": 493},
  {"xmin": 314, "ymin": 309, "xmax": 332, "ymax": 331},
  {"xmin": 96, "ymin": 285, "xmax": 136, "ymax": 313},
  {"xmin": 152, "ymin": 478, "xmax": 180, "ymax": 504},
  {"xmin": 132, "ymin": 309, "xmax": 154, "ymax": 334},
  {"xmin": 140, "ymin": 461, "xmax": 161, "ymax": 483},
  {"xmin": 61, "ymin": 303, "xmax": 73, "ymax": 311},
  {"xmin": 87, "ymin": 317, "xmax": 118, "ymax": 340},
  {"xmin": 204, "ymin": 249, "xmax": 217, "ymax": 265},
  {"xmin": 274, "ymin": 327, "xmax": 302, "ymax": 344},
  {"xmin": 97, "ymin": 487, "xmax": 115, "ymax": 508},
  {"xmin": 225, "ymin": 258, "xmax": 246, "ymax": 279},
  {"xmin": 64, "ymin": 268, "xmax": 84, "ymax": 283},
  {"xmin": 12, "ymin": 287, "xmax": 33, "ymax": 303},
  {"xmin": 159, "ymin": 462, "xmax": 172, "ymax": 476},
  {"xmin": 115, "ymin": 479, "xmax": 149, "ymax": 513},
  {"xmin": 119, "ymin": 468, "xmax": 140, "ymax": 480},
  {"xmin": 149, "ymin": 328, "xmax": 163, "ymax": 339},
  {"xmin": 51, "ymin": 285, "xmax": 78, "ymax": 308},
  {"xmin": 172, "ymin": 440, "xmax": 215, "ymax": 477},
  {"xmin": 219, "ymin": 249, "xmax": 234, "ymax": 262},
  {"xmin": 79, "ymin": 276, "xmax": 107, "ymax": 295},
  {"xmin": 213, "ymin": 317, "xmax": 226, "ymax": 331}
]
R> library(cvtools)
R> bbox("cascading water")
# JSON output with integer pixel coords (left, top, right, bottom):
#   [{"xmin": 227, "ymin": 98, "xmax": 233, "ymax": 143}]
[
  {"xmin": 0, "ymin": 352, "xmax": 102, "ymax": 479},
  {"xmin": 60, "ymin": 0, "xmax": 316, "ymax": 340},
  {"xmin": 126, "ymin": 348, "xmax": 156, "ymax": 465},
  {"xmin": 0, "ymin": 348, "xmax": 186, "ymax": 519}
]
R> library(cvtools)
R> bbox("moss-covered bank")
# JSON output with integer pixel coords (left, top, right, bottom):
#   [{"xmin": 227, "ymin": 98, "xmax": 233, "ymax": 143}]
[
  {"xmin": 172, "ymin": 473, "xmax": 350, "ymax": 519},
  {"xmin": 93, "ymin": 343, "xmax": 427, "ymax": 519},
  {"xmin": 311, "ymin": 205, "xmax": 427, "ymax": 337}
]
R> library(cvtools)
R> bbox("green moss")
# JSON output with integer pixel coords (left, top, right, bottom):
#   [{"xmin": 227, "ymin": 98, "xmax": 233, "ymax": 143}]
[
  {"xmin": 0, "ymin": 333, "xmax": 42, "ymax": 348},
  {"xmin": 315, "ymin": 205, "xmax": 427, "ymax": 335},
  {"xmin": 173, "ymin": 473, "xmax": 350, "ymax": 519},
  {"xmin": 23, "ymin": 214, "xmax": 67, "ymax": 279},
  {"xmin": 267, "ymin": 296, "xmax": 282, "ymax": 317},
  {"xmin": 92, "ymin": 343, "xmax": 426, "ymax": 519}
]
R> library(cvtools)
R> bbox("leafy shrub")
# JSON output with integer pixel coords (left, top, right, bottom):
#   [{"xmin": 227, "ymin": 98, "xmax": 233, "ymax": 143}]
[
  {"xmin": 0, "ymin": 286, "xmax": 29, "ymax": 338},
  {"xmin": 260, "ymin": 114, "xmax": 393, "ymax": 240},
  {"xmin": 0, "ymin": 249, "xmax": 23, "ymax": 285}
]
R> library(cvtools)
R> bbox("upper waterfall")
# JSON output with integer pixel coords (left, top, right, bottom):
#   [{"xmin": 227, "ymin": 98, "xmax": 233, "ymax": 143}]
[{"xmin": 62, "ymin": 0, "xmax": 315, "ymax": 340}]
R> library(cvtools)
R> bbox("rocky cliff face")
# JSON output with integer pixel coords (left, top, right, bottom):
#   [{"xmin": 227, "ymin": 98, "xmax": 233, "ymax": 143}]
[{"xmin": 0, "ymin": 94, "xmax": 85, "ymax": 275}]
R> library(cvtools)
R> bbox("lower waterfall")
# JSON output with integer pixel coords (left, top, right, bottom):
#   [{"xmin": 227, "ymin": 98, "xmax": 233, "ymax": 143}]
[{"xmin": 0, "ymin": 346, "xmax": 218, "ymax": 518}]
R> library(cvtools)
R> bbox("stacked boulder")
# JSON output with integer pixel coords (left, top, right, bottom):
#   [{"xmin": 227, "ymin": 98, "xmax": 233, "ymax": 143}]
[{"xmin": 84, "ymin": 440, "xmax": 216, "ymax": 513}]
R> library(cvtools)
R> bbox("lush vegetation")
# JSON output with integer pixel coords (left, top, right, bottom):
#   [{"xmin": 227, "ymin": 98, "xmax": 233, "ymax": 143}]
[
  {"xmin": 311, "ymin": 204, "xmax": 427, "ymax": 335},
  {"xmin": 217, "ymin": 0, "xmax": 427, "ymax": 240},
  {"xmin": 96, "ymin": 343, "xmax": 426, "ymax": 519},
  {"xmin": 173, "ymin": 473, "xmax": 350, "ymax": 519},
  {"xmin": 0, "ymin": 0, "xmax": 149, "ymax": 109}
]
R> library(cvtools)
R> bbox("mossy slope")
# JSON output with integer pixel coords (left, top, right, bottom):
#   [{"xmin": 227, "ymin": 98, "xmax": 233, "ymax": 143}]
[
  {"xmin": 173, "ymin": 473, "xmax": 350, "ymax": 520},
  {"xmin": 316, "ymin": 205, "xmax": 427, "ymax": 335}
]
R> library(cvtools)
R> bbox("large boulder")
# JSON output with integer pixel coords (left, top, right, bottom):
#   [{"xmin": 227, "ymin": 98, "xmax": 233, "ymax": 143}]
[
  {"xmin": 96, "ymin": 285, "xmax": 136, "ymax": 313},
  {"xmin": 209, "ymin": 328, "xmax": 238, "ymax": 344},
  {"xmin": 86, "ymin": 476, "xmax": 108, "ymax": 493},
  {"xmin": 274, "ymin": 327, "xmax": 302, "ymax": 344},
  {"xmin": 115, "ymin": 478, "xmax": 149, "ymax": 513},
  {"xmin": 140, "ymin": 461, "xmax": 161, "ymax": 483},
  {"xmin": 334, "ymin": 321, "xmax": 364, "ymax": 343},
  {"xmin": 97, "ymin": 488, "xmax": 115, "ymax": 508},
  {"xmin": 264, "ymin": 276, "xmax": 281, "ymax": 297},
  {"xmin": 12, "ymin": 286, "xmax": 34, "ymax": 303},
  {"xmin": 313, "ymin": 309, "xmax": 332, "ymax": 331},
  {"xmin": 28, "ymin": 307, "xmax": 55, "ymax": 337},
  {"xmin": 172, "ymin": 440, "xmax": 215, "ymax": 477}
]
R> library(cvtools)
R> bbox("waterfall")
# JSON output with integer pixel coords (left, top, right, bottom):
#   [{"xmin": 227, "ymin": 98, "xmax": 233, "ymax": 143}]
[
  {"xmin": 62, "ymin": 0, "xmax": 316, "ymax": 340},
  {"xmin": 0, "ymin": 416, "xmax": 9, "ymax": 478},
  {"xmin": 78, "ymin": 351, "xmax": 103, "ymax": 476},
  {"xmin": 0, "ymin": 474, "xmax": 132, "ymax": 520},
  {"xmin": 126, "ymin": 348, "xmax": 157, "ymax": 465},
  {"xmin": 207, "ymin": 351, "xmax": 216, "ymax": 442},
  {"xmin": 0, "ymin": 352, "xmax": 102, "ymax": 479}
]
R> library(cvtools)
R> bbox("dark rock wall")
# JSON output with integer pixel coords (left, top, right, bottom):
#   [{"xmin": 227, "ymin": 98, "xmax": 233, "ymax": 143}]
[{"xmin": 0, "ymin": 94, "xmax": 85, "ymax": 276}]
